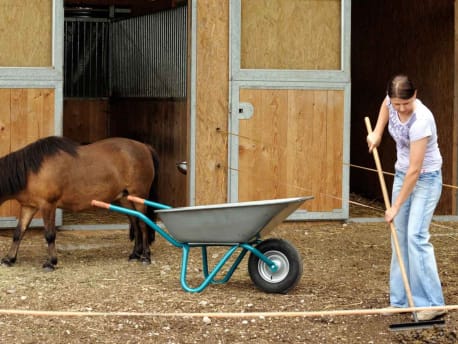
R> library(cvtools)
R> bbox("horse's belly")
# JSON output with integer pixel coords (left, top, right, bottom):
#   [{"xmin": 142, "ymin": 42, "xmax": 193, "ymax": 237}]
[{"xmin": 57, "ymin": 190, "xmax": 123, "ymax": 212}]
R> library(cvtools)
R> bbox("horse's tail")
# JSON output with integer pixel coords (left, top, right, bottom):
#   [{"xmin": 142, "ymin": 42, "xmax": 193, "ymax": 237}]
[
  {"xmin": 128, "ymin": 144, "xmax": 159, "ymax": 245},
  {"xmin": 146, "ymin": 145, "xmax": 160, "ymax": 244},
  {"xmin": 148, "ymin": 146, "xmax": 160, "ymax": 221}
]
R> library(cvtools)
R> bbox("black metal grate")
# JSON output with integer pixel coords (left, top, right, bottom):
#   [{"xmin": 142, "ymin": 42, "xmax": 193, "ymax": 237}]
[
  {"xmin": 64, "ymin": 18, "xmax": 110, "ymax": 98},
  {"xmin": 64, "ymin": 6, "xmax": 187, "ymax": 99}
]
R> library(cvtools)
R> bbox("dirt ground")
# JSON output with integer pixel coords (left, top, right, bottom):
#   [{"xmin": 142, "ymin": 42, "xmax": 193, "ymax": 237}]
[{"xmin": 0, "ymin": 204, "xmax": 457, "ymax": 343}]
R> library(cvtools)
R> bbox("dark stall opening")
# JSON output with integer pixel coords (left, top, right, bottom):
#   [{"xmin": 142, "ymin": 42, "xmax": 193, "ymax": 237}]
[
  {"xmin": 350, "ymin": 0, "xmax": 455, "ymax": 216},
  {"xmin": 63, "ymin": 1, "xmax": 188, "ymax": 225}
]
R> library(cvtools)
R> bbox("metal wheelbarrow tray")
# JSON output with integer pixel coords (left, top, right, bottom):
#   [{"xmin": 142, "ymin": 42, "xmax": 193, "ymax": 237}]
[{"xmin": 92, "ymin": 196, "xmax": 313, "ymax": 293}]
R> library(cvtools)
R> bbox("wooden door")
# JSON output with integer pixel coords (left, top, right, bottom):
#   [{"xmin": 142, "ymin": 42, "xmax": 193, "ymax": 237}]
[{"xmin": 229, "ymin": 0, "xmax": 350, "ymax": 220}]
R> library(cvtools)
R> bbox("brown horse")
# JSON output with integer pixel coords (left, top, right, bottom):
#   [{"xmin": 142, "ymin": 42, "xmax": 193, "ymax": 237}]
[{"xmin": 0, "ymin": 136, "xmax": 159, "ymax": 270}]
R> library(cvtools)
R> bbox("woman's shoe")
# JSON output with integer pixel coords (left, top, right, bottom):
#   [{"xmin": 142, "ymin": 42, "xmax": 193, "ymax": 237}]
[{"xmin": 416, "ymin": 309, "xmax": 447, "ymax": 321}]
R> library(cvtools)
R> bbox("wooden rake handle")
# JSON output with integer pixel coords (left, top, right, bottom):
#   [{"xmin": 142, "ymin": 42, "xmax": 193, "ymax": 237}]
[{"xmin": 364, "ymin": 117, "xmax": 416, "ymax": 311}]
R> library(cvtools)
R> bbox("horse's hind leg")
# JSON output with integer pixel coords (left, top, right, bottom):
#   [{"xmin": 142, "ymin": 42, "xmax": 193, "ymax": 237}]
[
  {"xmin": 135, "ymin": 203, "xmax": 153, "ymax": 265},
  {"xmin": 41, "ymin": 204, "xmax": 58, "ymax": 271},
  {"xmin": 127, "ymin": 215, "xmax": 143, "ymax": 261},
  {"xmin": 128, "ymin": 216, "xmax": 152, "ymax": 264},
  {"xmin": 138, "ymin": 219, "xmax": 152, "ymax": 264},
  {"xmin": 1, "ymin": 206, "xmax": 37, "ymax": 267}
]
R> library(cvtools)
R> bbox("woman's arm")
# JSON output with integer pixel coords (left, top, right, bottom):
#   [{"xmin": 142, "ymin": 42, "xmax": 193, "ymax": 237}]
[
  {"xmin": 367, "ymin": 97, "xmax": 389, "ymax": 152},
  {"xmin": 385, "ymin": 137, "xmax": 428, "ymax": 222}
]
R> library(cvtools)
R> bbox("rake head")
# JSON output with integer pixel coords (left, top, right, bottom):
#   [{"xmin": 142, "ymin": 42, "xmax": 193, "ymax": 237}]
[{"xmin": 389, "ymin": 318, "xmax": 445, "ymax": 331}]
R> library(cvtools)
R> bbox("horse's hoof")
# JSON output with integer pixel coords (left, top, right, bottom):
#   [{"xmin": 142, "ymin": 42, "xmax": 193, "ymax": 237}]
[
  {"xmin": 140, "ymin": 257, "xmax": 151, "ymax": 265},
  {"xmin": 1, "ymin": 257, "xmax": 15, "ymax": 267},
  {"xmin": 128, "ymin": 253, "xmax": 141, "ymax": 262},
  {"xmin": 42, "ymin": 263, "xmax": 55, "ymax": 272}
]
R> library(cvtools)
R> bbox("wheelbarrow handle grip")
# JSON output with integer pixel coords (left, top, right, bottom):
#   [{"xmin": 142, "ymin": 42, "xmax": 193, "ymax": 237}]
[
  {"xmin": 91, "ymin": 200, "xmax": 110, "ymax": 209},
  {"xmin": 127, "ymin": 195, "xmax": 145, "ymax": 204}
]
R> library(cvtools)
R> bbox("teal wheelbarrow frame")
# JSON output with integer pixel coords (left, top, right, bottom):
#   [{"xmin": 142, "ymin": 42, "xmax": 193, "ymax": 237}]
[{"xmin": 92, "ymin": 195, "xmax": 312, "ymax": 293}]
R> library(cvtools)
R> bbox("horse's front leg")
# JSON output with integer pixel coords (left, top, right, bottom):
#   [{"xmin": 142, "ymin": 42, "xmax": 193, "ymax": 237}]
[
  {"xmin": 1, "ymin": 206, "xmax": 37, "ymax": 267},
  {"xmin": 41, "ymin": 205, "xmax": 58, "ymax": 271},
  {"xmin": 139, "ymin": 221, "xmax": 152, "ymax": 265}
]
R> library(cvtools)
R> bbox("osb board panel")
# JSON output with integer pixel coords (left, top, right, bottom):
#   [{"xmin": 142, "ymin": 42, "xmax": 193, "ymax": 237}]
[
  {"xmin": 239, "ymin": 88, "xmax": 344, "ymax": 212},
  {"xmin": 195, "ymin": 0, "xmax": 229, "ymax": 204},
  {"xmin": 241, "ymin": 0, "xmax": 341, "ymax": 70},
  {"xmin": 0, "ymin": 0, "xmax": 52, "ymax": 67},
  {"xmin": 63, "ymin": 99, "xmax": 109, "ymax": 144},
  {"xmin": 0, "ymin": 88, "xmax": 55, "ymax": 218},
  {"xmin": 351, "ymin": 0, "xmax": 454, "ymax": 214},
  {"xmin": 109, "ymin": 98, "xmax": 187, "ymax": 208}
]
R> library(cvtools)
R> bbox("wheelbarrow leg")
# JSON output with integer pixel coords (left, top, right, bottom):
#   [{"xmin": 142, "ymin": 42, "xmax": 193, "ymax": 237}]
[{"xmin": 201, "ymin": 246, "xmax": 249, "ymax": 284}]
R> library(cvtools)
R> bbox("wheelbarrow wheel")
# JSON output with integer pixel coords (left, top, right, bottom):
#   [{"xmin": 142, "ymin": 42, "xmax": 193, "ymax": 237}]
[{"xmin": 248, "ymin": 238, "xmax": 303, "ymax": 294}]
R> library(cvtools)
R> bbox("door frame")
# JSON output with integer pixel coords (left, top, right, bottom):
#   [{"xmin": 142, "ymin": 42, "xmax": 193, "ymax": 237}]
[{"xmin": 228, "ymin": 0, "xmax": 352, "ymax": 220}]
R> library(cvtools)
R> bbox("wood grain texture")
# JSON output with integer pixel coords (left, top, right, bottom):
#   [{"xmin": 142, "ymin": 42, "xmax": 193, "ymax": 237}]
[
  {"xmin": 241, "ymin": 0, "xmax": 341, "ymax": 70},
  {"xmin": 239, "ymin": 89, "xmax": 344, "ymax": 212},
  {"xmin": 0, "ymin": 88, "xmax": 55, "ymax": 218},
  {"xmin": 194, "ymin": 0, "xmax": 229, "ymax": 204},
  {"xmin": 0, "ymin": 0, "xmax": 52, "ymax": 66}
]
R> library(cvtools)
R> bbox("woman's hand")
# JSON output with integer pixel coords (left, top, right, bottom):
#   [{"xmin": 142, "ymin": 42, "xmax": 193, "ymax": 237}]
[
  {"xmin": 385, "ymin": 205, "xmax": 399, "ymax": 223},
  {"xmin": 367, "ymin": 132, "xmax": 381, "ymax": 153}
]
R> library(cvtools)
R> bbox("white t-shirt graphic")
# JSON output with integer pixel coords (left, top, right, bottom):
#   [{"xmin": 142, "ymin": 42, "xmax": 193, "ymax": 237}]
[{"xmin": 386, "ymin": 96, "xmax": 442, "ymax": 173}]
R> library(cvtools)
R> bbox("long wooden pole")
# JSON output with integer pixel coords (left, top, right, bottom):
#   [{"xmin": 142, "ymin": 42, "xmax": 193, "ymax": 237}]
[{"xmin": 0, "ymin": 305, "xmax": 457, "ymax": 318}]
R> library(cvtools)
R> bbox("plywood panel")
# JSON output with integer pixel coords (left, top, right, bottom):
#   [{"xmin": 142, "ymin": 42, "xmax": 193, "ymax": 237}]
[
  {"xmin": 241, "ymin": 0, "xmax": 341, "ymax": 70},
  {"xmin": 195, "ymin": 0, "xmax": 229, "ymax": 204},
  {"xmin": 0, "ymin": 0, "xmax": 53, "ymax": 66},
  {"xmin": 109, "ymin": 98, "xmax": 187, "ymax": 207},
  {"xmin": 10, "ymin": 89, "xmax": 55, "ymax": 151},
  {"xmin": 0, "ymin": 90, "xmax": 11, "ymax": 156},
  {"xmin": 239, "ymin": 88, "xmax": 344, "ymax": 212},
  {"xmin": 63, "ymin": 99, "xmax": 109, "ymax": 143}
]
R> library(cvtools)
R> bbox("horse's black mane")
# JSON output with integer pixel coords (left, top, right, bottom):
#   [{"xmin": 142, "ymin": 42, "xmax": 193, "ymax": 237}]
[{"xmin": 0, "ymin": 136, "xmax": 79, "ymax": 197}]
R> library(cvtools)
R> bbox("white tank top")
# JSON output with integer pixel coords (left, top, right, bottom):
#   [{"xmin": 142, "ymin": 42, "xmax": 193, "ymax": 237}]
[{"xmin": 386, "ymin": 96, "xmax": 442, "ymax": 173}]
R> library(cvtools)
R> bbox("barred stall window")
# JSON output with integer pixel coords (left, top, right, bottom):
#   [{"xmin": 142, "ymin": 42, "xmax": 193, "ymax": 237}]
[
  {"xmin": 64, "ymin": 6, "xmax": 187, "ymax": 99},
  {"xmin": 64, "ymin": 19, "xmax": 110, "ymax": 98}
]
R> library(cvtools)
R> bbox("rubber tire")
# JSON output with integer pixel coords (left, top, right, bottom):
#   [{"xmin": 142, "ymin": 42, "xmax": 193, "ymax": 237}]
[{"xmin": 248, "ymin": 238, "xmax": 303, "ymax": 294}]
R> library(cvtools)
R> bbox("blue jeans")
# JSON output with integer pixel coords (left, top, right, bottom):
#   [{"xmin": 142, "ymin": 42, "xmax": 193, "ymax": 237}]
[{"xmin": 390, "ymin": 170, "xmax": 444, "ymax": 307}]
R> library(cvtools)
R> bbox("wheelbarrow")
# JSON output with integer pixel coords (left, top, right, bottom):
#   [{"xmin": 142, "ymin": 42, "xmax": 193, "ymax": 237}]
[{"xmin": 91, "ymin": 195, "xmax": 313, "ymax": 293}]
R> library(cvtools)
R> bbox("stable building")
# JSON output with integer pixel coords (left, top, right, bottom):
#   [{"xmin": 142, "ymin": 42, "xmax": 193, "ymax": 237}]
[{"xmin": 0, "ymin": 0, "xmax": 456, "ymax": 228}]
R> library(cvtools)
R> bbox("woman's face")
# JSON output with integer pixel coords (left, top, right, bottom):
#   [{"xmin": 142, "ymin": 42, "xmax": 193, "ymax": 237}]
[{"xmin": 390, "ymin": 92, "xmax": 417, "ymax": 117}]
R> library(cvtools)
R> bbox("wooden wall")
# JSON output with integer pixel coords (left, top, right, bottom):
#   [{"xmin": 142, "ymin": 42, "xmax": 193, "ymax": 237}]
[
  {"xmin": 238, "ymin": 89, "xmax": 344, "ymax": 211},
  {"xmin": 194, "ymin": 1, "xmax": 229, "ymax": 204},
  {"xmin": 351, "ymin": 0, "xmax": 455, "ymax": 214},
  {"xmin": 63, "ymin": 97, "xmax": 187, "ymax": 207},
  {"xmin": 194, "ymin": 0, "xmax": 346, "ymax": 212},
  {"xmin": 241, "ymin": 0, "xmax": 341, "ymax": 70},
  {"xmin": 0, "ymin": 89, "xmax": 55, "ymax": 217},
  {"xmin": 64, "ymin": 99, "xmax": 109, "ymax": 143},
  {"xmin": 0, "ymin": 0, "xmax": 52, "ymax": 66},
  {"xmin": 109, "ymin": 98, "xmax": 187, "ymax": 207}
]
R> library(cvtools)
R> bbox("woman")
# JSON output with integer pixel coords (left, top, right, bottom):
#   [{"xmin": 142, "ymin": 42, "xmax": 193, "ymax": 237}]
[{"xmin": 367, "ymin": 74, "xmax": 446, "ymax": 321}]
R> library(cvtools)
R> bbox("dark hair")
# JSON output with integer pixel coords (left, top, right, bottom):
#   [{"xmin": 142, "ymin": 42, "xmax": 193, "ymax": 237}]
[{"xmin": 386, "ymin": 74, "xmax": 416, "ymax": 99}]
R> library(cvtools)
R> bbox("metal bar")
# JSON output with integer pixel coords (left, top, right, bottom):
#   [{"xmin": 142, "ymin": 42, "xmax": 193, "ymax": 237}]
[{"xmin": 180, "ymin": 245, "xmax": 240, "ymax": 293}]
